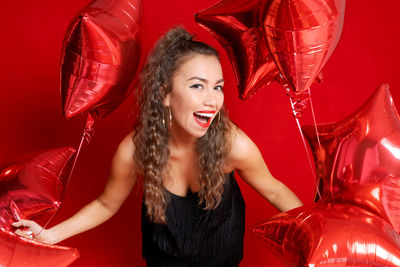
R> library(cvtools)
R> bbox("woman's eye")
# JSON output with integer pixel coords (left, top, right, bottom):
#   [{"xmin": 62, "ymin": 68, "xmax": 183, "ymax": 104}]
[
  {"xmin": 214, "ymin": 85, "xmax": 224, "ymax": 91},
  {"xmin": 190, "ymin": 84, "xmax": 203, "ymax": 89}
]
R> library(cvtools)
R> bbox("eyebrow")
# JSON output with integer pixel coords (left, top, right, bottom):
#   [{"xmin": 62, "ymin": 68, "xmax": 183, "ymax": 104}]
[{"xmin": 187, "ymin": 76, "xmax": 224, "ymax": 84}]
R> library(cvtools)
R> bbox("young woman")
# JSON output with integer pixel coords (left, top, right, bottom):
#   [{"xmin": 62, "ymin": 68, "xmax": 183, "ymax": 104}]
[{"xmin": 13, "ymin": 27, "xmax": 302, "ymax": 266}]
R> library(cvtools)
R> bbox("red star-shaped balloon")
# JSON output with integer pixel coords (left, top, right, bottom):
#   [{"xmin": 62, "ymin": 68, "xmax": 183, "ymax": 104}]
[
  {"xmin": 195, "ymin": 0, "xmax": 345, "ymax": 99},
  {"xmin": 195, "ymin": 0, "xmax": 279, "ymax": 100},
  {"xmin": 253, "ymin": 203, "xmax": 400, "ymax": 266},
  {"xmin": 303, "ymin": 84, "xmax": 400, "ymax": 233},
  {"xmin": 261, "ymin": 0, "xmax": 345, "ymax": 93},
  {"xmin": 61, "ymin": 0, "xmax": 142, "ymax": 119},
  {"xmin": 0, "ymin": 227, "xmax": 79, "ymax": 267},
  {"xmin": 0, "ymin": 147, "xmax": 76, "ymax": 231}
]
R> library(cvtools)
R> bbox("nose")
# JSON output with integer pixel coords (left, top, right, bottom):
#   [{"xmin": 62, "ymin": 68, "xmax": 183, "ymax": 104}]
[{"xmin": 203, "ymin": 86, "xmax": 217, "ymax": 108}]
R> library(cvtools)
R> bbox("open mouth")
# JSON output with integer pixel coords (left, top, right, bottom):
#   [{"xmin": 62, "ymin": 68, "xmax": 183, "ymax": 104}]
[{"xmin": 193, "ymin": 112, "xmax": 214, "ymax": 127}]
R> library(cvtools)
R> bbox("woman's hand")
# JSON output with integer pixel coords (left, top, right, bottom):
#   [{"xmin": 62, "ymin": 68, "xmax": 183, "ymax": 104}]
[{"xmin": 12, "ymin": 220, "xmax": 54, "ymax": 244}]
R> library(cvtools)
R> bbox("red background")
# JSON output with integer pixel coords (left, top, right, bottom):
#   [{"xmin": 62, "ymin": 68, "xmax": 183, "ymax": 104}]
[{"xmin": 1, "ymin": 0, "xmax": 400, "ymax": 266}]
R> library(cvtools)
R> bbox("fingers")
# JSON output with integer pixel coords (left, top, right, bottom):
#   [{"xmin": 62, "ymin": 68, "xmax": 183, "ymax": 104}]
[
  {"xmin": 14, "ymin": 229, "xmax": 35, "ymax": 240},
  {"xmin": 27, "ymin": 231, "xmax": 34, "ymax": 239},
  {"xmin": 13, "ymin": 220, "xmax": 35, "ymax": 239},
  {"xmin": 12, "ymin": 219, "xmax": 32, "ymax": 228},
  {"xmin": 12, "ymin": 220, "xmax": 47, "ymax": 242}
]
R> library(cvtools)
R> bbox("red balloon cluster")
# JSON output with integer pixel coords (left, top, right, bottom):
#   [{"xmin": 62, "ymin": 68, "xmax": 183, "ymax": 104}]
[
  {"xmin": 195, "ymin": 0, "xmax": 345, "ymax": 100},
  {"xmin": 1, "ymin": 0, "xmax": 143, "ymax": 265},
  {"xmin": 253, "ymin": 84, "xmax": 400, "ymax": 266},
  {"xmin": 197, "ymin": 0, "xmax": 400, "ymax": 264}
]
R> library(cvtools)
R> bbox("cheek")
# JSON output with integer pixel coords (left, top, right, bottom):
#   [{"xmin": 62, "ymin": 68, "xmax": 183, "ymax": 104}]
[
  {"xmin": 217, "ymin": 93, "xmax": 224, "ymax": 109},
  {"xmin": 169, "ymin": 92, "xmax": 187, "ymax": 109},
  {"xmin": 169, "ymin": 95, "xmax": 195, "ymax": 121}
]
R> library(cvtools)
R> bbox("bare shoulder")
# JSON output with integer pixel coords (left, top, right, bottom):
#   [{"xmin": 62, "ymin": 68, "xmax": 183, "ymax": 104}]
[
  {"xmin": 228, "ymin": 121, "xmax": 257, "ymax": 158},
  {"xmin": 226, "ymin": 121, "xmax": 260, "ymax": 170},
  {"xmin": 119, "ymin": 130, "xmax": 136, "ymax": 153},
  {"xmin": 112, "ymin": 130, "xmax": 136, "ymax": 170}
]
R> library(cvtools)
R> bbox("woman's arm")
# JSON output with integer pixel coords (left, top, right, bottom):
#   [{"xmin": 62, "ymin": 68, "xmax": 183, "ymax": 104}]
[
  {"xmin": 13, "ymin": 131, "xmax": 137, "ymax": 244},
  {"xmin": 228, "ymin": 124, "xmax": 302, "ymax": 212}
]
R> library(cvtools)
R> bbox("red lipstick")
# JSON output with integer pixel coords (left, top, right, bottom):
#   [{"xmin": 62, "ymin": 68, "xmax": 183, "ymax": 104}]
[{"xmin": 193, "ymin": 110, "xmax": 216, "ymax": 128}]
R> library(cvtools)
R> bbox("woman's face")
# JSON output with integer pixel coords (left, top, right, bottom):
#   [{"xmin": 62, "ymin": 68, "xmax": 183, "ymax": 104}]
[{"xmin": 164, "ymin": 54, "xmax": 224, "ymax": 138}]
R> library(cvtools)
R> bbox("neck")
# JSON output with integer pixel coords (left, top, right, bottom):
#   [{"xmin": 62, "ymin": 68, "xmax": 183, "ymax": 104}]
[{"xmin": 168, "ymin": 123, "xmax": 197, "ymax": 152}]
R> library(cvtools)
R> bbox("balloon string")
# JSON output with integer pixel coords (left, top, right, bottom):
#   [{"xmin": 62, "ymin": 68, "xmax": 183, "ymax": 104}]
[
  {"xmin": 288, "ymin": 95, "xmax": 323, "ymax": 201},
  {"xmin": 308, "ymin": 89, "xmax": 323, "ymax": 153},
  {"xmin": 307, "ymin": 88, "xmax": 324, "ymax": 202},
  {"xmin": 40, "ymin": 113, "xmax": 95, "ymax": 231},
  {"xmin": 64, "ymin": 115, "xmax": 95, "ymax": 191}
]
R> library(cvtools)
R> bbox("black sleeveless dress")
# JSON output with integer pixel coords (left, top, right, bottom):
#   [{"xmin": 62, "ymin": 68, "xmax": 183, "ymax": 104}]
[{"xmin": 141, "ymin": 172, "xmax": 245, "ymax": 267}]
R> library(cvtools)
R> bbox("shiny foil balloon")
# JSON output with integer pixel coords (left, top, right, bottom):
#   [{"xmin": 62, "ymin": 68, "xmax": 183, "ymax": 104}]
[
  {"xmin": 262, "ymin": 0, "xmax": 345, "ymax": 94},
  {"xmin": 195, "ymin": 0, "xmax": 280, "ymax": 100},
  {"xmin": 0, "ymin": 147, "xmax": 76, "ymax": 231},
  {"xmin": 303, "ymin": 84, "xmax": 400, "ymax": 233},
  {"xmin": 0, "ymin": 227, "xmax": 79, "ymax": 267},
  {"xmin": 61, "ymin": 0, "xmax": 142, "ymax": 119},
  {"xmin": 253, "ymin": 203, "xmax": 400, "ymax": 266}
]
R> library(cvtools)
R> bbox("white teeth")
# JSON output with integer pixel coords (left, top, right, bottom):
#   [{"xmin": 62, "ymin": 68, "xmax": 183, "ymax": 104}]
[{"xmin": 194, "ymin": 112, "xmax": 214, "ymax": 118}]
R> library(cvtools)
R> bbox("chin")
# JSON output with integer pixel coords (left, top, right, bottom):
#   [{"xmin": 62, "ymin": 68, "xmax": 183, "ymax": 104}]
[
  {"xmin": 193, "ymin": 131, "xmax": 207, "ymax": 139},
  {"xmin": 191, "ymin": 128, "xmax": 209, "ymax": 138},
  {"xmin": 176, "ymin": 122, "xmax": 209, "ymax": 139}
]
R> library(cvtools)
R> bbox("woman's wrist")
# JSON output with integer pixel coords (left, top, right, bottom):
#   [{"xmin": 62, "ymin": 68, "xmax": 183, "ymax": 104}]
[{"xmin": 39, "ymin": 227, "xmax": 62, "ymax": 244}]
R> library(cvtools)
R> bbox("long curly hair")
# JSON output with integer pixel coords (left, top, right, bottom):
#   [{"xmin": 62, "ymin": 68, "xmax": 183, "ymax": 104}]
[{"xmin": 133, "ymin": 27, "xmax": 231, "ymax": 223}]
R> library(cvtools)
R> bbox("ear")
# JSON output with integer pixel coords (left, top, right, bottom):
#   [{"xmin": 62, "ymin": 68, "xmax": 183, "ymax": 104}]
[{"xmin": 163, "ymin": 92, "xmax": 170, "ymax": 107}]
